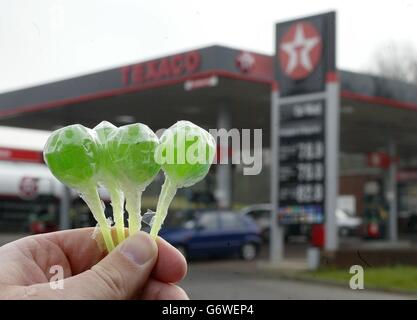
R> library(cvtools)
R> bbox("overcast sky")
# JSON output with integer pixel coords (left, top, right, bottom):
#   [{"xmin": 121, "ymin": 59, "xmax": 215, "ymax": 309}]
[{"xmin": 0, "ymin": 0, "xmax": 416, "ymax": 93}]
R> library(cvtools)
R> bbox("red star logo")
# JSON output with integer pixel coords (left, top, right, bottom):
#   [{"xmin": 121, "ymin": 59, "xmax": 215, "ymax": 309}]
[
  {"xmin": 19, "ymin": 177, "xmax": 39, "ymax": 199},
  {"xmin": 279, "ymin": 22, "xmax": 322, "ymax": 80},
  {"xmin": 236, "ymin": 51, "xmax": 255, "ymax": 73}
]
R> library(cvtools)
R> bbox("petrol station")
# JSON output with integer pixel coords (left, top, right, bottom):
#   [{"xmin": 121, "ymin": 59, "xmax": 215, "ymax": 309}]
[{"xmin": 1, "ymin": 12, "xmax": 417, "ymax": 261}]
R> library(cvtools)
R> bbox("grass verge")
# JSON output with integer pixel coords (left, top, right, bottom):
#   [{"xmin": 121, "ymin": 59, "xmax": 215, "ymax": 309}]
[{"xmin": 304, "ymin": 265, "xmax": 417, "ymax": 293}]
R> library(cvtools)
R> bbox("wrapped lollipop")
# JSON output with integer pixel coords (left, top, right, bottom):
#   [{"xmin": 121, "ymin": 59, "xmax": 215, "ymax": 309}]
[
  {"xmin": 151, "ymin": 121, "xmax": 216, "ymax": 239},
  {"xmin": 107, "ymin": 123, "xmax": 161, "ymax": 236},
  {"xmin": 93, "ymin": 121, "xmax": 126, "ymax": 244},
  {"xmin": 43, "ymin": 124, "xmax": 115, "ymax": 252}
]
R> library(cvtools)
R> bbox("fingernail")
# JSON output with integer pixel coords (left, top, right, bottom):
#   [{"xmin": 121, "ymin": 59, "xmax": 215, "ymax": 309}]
[{"xmin": 119, "ymin": 232, "xmax": 157, "ymax": 265}]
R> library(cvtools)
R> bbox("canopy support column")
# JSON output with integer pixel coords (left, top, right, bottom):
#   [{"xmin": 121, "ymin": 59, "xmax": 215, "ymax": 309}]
[
  {"xmin": 215, "ymin": 105, "xmax": 232, "ymax": 208},
  {"xmin": 59, "ymin": 185, "xmax": 71, "ymax": 230},
  {"xmin": 388, "ymin": 139, "xmax": 398, "ymax": 242}
]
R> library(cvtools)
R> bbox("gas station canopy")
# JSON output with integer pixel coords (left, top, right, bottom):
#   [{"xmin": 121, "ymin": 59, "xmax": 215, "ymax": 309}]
[{"xmin": 0, "ymin": 46, "xmax": 272, "ymax": 136}]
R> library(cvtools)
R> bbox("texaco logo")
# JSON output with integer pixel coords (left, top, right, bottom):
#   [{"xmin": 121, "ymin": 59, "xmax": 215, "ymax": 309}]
[
  {"xmin": 236, "ymin": 51, "xmax": 255, "ymax": 73},
  {"xmin": 279, "ymin": 22, "xmax": 322, "ymax": 80},
  {"xmin": 19, "ymin": 177, "xmax": 39, "ymax": 199}
]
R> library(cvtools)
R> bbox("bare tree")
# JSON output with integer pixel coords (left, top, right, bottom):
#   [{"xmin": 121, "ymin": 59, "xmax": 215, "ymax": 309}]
[{"xmin": 370, "ymin": 42, "xmax": 417, "ymax": 84}]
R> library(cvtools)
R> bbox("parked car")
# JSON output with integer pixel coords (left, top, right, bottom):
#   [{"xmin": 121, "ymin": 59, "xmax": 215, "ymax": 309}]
[
  {"xmin": 159, "ymin": 209, "xmax": 262, "ymax": 261},
  {"xmin": 240, "ymin": 204, "xmax": 310, "ymax": 242},
  {"xmin": 336, "ymin": 208, "xmax": 362, "ymax": 237},
  {"xmin": 241, "ymin": 204, "xmax": 362, "ymax": 242}
]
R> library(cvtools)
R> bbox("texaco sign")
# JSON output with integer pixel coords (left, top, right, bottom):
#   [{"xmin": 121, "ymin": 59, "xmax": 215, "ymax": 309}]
[
  {"xmin": 272, "ymin": 12, "xmax": 339, "ymax": 251},
  {"xmin": 279, "ymin": 22, "xmax": 322, "ymax": 80},
  {"xmin": 19, "ymin": 176, "xmax": 39, "ymax": 199},
  {"xmin": 275, "ymin": 12, "xmax": 336, "ymax": 96}
]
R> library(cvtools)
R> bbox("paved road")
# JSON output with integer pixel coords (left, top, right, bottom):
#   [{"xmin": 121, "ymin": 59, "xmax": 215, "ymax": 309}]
[
  {"xmin": 0, "ymin": 233, "xmax": 28, "ymax": 246},
  {"xmin": 180, "ymin": 260, "xmax": 414, "ymax": 300}
]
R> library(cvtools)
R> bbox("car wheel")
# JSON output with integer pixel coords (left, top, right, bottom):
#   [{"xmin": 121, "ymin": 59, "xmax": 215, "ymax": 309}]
[
  {"xmin": 240, "ymin": 243, "xmax": 258, "ymax": 261},
  {"xmin": 175, "ymin": 245, "xmax": 188, "ymax": 260}
]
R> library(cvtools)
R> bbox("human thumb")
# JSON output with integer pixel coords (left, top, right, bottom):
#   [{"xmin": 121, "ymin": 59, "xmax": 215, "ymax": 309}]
[{"xmin": 62, "ymin": 231, "xmax": 158, "ymax": 299}]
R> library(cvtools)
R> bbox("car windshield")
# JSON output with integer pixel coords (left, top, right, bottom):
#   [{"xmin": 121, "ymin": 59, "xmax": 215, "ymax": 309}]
[
  {"xmin": 164, "ymin": 211, "xmax": 195, "ymax": 228},
  {"xmin": 343, "ymin": 209, "xmax": 356, "ymax": 217}
]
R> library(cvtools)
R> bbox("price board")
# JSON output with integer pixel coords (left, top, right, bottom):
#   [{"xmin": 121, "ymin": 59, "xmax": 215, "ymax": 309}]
[{"xmin": 278, "ymin": 99, "xmax": 326, "ymax": 224}]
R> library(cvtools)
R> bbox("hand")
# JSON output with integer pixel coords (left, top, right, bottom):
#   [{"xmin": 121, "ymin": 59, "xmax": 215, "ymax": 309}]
[{"xmin": 0, "ymin": 228, "xmax": 188, "ymax": 300}]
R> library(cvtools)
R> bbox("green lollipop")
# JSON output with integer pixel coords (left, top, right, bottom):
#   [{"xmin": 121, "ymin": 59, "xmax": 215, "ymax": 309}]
[
  {"xmin": 150, "ymin": 121, "xmax": 216, "ymax": 238},
  {"xmin": 43, "ymin": 124, "xmax": 115, "ymax": 251},
  {"xmin": 107, "ymin": 123, "xmax": 161, "ymax": 236},
  {"xmin": 94, "ymin": 121, "xmax": 125, "ymax": 244}
]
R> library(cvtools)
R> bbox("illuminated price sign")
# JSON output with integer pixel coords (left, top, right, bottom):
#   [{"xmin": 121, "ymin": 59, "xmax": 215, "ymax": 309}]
[{"xmin": 278, "ymin": 99, "xmax": 326, "ymax": 224}]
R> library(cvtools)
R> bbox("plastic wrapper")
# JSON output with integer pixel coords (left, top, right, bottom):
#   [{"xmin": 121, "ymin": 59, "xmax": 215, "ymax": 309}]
[
  {"xmin": 155, "ymin": 120, "xmax": 216, "ymax": 188},
  {"xmin": 150, "ymin": 121, "xmax": 216, "ymax": 238}
]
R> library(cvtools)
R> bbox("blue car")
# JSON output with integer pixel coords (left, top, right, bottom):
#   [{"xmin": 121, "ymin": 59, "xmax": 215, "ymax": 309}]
[{"xmin": 159, "ymin": 210, "xmax": 262, "ymax": 261}]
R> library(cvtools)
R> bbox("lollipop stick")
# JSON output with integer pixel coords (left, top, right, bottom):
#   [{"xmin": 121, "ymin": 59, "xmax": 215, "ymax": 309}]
[
  {"xmin": 125, "ymin": 188, "xmax": 143, "ymax": 236},
  {"xmin": 82, "ymin": 185, "xmax": 115, "ymax": 252},
  {"xmin": 150, "ymin": 177, "xmax": 177, "ymax": 239},
  {"xmin": 108, "ymin": 185, "xmax": 125, "ymax": 244}
]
